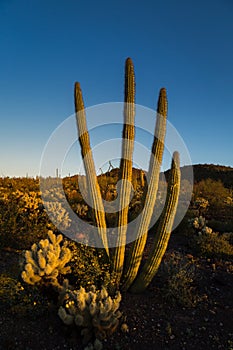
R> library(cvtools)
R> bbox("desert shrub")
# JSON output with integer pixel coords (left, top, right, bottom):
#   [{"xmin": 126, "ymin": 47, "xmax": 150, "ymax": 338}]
[
  {"xmin": 195, "ymin": 232, "xmax": 233, "ymax": 259},
  {"xmin": 65, "ymin": 241, "xmax": 112, "ymax": 290},
  {"xmin": 0, "ymin": 275, "xmax": 25, "ymax": 307},
  {"xmin": 159, "ymin": 252, "xmax": 198, "ymax": 307},
  {"xmin": 0, "ymin": 187, "xmax": 49, "ymax": 249},
  {"xmin": 0, "ymin": 274, "xmax": 49, "ymax": 316},
  {"xmin": 193, "ymin": 179, "xmax": 229, "ymax": 205},
  {"xmin": 128, "ymin": 186, "xmax": 144, "ymax": 221}
]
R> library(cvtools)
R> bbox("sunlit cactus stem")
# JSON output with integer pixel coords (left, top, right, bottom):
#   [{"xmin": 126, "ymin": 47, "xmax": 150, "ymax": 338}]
[
  {"xmin": 129, "ymin": 151, "xmax": 181, "ymax": 293},
  {"xmin": 140, "ymin": 170, "xmax": 145, "ymax": 188},
  {"xmin": 75, "ymin": 83, "xmax": 109, "ymax": 256},
  {"xmin": 111, "ymin": 58, "xmax": 135, "ymax": 286},
  {"xmin": 121, "ymin": 88, "xmax": 168, "ymax": 291}
]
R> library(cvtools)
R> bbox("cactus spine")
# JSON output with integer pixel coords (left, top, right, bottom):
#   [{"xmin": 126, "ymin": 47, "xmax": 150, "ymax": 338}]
[
  {"xmin": 129, "ymin": 151, "xmax": 181, "ymax": 293},
  {"xmin": 121, "ymin": 88, "xmax": 168, "ymax": 291},
  {"xmin": 111, "ymin": 58, "xmax": 135, "ymax": 286},
  {"xmin": 75, "ymin": 83, "xmax": 109, "ymax": 256}
]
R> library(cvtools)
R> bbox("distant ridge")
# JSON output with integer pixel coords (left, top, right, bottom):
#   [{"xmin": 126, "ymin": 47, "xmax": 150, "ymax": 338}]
[
  {"xmin": 168, "ymin": 164, "xmax": 233, "ymax": 189},
  {"xmin": 67, "ymin": 164, "xmax": 233, "ymax": 189},
  {"xmin": 133, "ymin": 164, "xmax": 232, "ymax": 188}
]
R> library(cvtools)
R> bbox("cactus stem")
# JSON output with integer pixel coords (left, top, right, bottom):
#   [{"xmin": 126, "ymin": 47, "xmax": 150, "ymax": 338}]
[
  {"xmin": 121, "ymin": 88, "xmax": 168, "ymax": 291},
  {"xmin": 75, "ymin": 82, "xmax": 109, "ymax": 256},
  {"xmin": 111, "ymin": 57, "xmax": 135, "ymax": 286},
  {"xmin": 130, "ymin": 151, "xmax": 181, "ymax": 293}
]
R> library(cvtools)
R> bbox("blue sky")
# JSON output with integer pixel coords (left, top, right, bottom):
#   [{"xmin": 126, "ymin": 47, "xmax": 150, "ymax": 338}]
[{"xmin": 0, "ymin": 0, "xmax": 233, "ymax": 177}]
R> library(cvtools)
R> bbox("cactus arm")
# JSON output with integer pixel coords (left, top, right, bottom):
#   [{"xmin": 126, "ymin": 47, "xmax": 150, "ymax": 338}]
[
  {"xmin": 111, "ymin": 58, "xmax": 135, "ymax": 285},
  {"xmin": 121, "ymin": 88, "xmax": 167, "ymax": 291},
  {"xmin": 130, "ymin": 151, "xmax": 181, "ymax": 293},
  {"xmin": 75, "ymin": 83, "xmax": 109, "ymax": 256}
]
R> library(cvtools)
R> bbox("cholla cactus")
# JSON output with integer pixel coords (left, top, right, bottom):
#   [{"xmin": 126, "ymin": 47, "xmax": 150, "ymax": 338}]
[
  {"xmin": 44, "ymin": 201, "xmax": 71, "ymax": 230},
  {"xmin": 190, "ymin": 216, "xmax": 212, "ymax": 235},
  {"xmin": 194, "ymin": 197, "xmax": 209, "ymax": 216},
  {"xmin": 43, "ymin": 187, "xmax": 65, "ymax": 201},
  {"xmin": 58, "ymin": 284, "xmax": 122, "ymax": 345},
  {"xmin": 21, "ymin": 230, "xmax": 72, "ymax": 286},
  {"xmin": 76, "ymin": 203, "xmax": 89, "ymax": 218}
]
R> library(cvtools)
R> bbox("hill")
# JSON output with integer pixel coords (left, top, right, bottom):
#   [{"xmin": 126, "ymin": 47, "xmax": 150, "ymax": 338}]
[
  {"xmin": 101, "ymin": 163, "xmax": 233, "ymax": 189},
  {"xmin": 66, "ymin": 164, "xmax": 233, "ymax": 189},
  {"xmin": 180, "ymin": 164, "xmax": 233, "ymax": 188}
]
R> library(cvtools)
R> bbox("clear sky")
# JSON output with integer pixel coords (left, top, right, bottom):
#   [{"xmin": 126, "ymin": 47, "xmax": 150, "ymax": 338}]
[{"xmin": 0, "ymin": 0, "xmax": 232, "ymax": 177}]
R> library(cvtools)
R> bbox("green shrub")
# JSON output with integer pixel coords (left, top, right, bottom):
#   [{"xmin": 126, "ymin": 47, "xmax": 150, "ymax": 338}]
[
  {"xmin": 195, "ymin": 232, "xmax": 233, "ymax": 259},
  {"xmin": 159, "ymin": 252, "xmax": 198, "ymax": 307},
  {"xmin": 65, "ymin": 241, "xmax": 112, "ymax": 291}
]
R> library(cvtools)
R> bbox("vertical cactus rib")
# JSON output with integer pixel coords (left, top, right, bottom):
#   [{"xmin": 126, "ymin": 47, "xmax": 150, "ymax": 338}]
[
  {"xmin": 75, "ymin": 82, "xmax": 109, "ymax": 256},
  {"xmin": 111, "ymin": 58, "xmax": 135, "ymax": 286},
  {"xmin": 121, "ymin": 88, "xmax": 168, "ymax": 291},
  {"xmin": 130, "ymin": 152, "xmax": 181, "ymax": 293}
]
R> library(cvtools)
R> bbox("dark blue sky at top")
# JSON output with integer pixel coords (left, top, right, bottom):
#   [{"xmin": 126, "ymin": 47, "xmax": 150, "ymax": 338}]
[{"xmin": 0, "ymin": 0, "xmax": 232, "ymax": 176}]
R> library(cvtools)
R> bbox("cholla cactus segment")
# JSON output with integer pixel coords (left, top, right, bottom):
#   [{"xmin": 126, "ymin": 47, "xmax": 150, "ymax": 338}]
[
  {"xmin": 21, "ymin": 230, "xmax": 72, "ymax": 286},
  {"xmin": 192, "ymin": 216, "xmax": 205, "ymax": 230},
  {"xmin": 204, "ymin": 226, "xmax": 213, "ymax": 234},
  {"xmin": 58, "ymin": 306, "xmax": 74, "ymax": 325},
  {"xmin": 77, "ymin": 203, "xmax": 89, "ymax": 215},
  {"xmin": 194, "ymin": 197, "xmax": 209, "ymax": 210},
  {"xmin": 58, "ymin": 284, "xmax": 122, "ymax": 345}
]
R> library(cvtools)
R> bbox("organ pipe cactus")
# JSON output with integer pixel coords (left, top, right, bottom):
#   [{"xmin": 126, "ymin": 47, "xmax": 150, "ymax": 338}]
[{"xmin": 74, "ymin": 58, "xmax": 181, "ymax": 292}]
